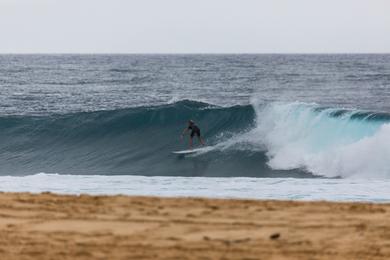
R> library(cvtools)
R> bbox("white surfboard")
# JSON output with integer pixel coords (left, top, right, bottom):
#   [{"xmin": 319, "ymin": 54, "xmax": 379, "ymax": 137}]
[
  {"xmin": 172, "ymin": 149, "xmax": 198, "ymax": 155},
  {"xmin": 172, "ymin": 146, "xmax": 211, "ymax": 155}
]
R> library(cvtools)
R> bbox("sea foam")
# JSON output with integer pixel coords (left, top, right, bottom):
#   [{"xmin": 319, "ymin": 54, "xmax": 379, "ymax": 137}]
[{"xmin": 241, "ymin": 101, "xmax": 390, "ymax": 178}]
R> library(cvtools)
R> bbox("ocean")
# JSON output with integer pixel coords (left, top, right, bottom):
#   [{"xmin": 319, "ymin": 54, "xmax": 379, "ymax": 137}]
[{"xmin": 1, "ymin": 54, "xmax": 390, "ymax": 201}]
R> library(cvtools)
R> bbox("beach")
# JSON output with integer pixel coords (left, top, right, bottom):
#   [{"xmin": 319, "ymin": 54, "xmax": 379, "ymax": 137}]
[{"xmin": 0, "ymin": 192, "xmax": 388, "ymax": 259}]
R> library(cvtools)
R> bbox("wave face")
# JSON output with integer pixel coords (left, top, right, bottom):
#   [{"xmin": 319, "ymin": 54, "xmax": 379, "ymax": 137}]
[{"xmin": 0, "ymin": 100, "xmax": 389, "ymax": 178}]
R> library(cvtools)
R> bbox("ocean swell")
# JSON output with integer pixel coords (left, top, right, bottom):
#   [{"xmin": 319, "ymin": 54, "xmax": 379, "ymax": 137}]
[{"xmin": 0, "ymin": 100, "xmax": 389, "ymax": 178}]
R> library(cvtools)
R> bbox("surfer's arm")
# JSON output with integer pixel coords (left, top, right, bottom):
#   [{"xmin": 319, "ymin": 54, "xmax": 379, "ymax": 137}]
[{"xmin": 181, "ymin": 127, "xmax": 189, "ymax": 137}]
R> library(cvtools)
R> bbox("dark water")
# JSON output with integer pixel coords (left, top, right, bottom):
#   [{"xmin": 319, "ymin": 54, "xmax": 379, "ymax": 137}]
[
  {"xmin": 0, "ymin": 54, "xmax": 389, "ymax": 177},
  {"xmin": 0, "ymin": 100, "xmax": 278, "ymax": 176}
]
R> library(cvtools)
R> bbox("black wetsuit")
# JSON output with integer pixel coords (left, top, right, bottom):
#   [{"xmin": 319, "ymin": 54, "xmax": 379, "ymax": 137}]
[{"xmin": 188, "ymin": 124, "xmax": 201, "ymax": 138}]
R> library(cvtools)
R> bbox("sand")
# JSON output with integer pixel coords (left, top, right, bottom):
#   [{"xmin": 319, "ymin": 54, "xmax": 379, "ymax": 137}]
[{"xmin": 0, "ymin": 192, "xmax": 389, "ymax": 259}]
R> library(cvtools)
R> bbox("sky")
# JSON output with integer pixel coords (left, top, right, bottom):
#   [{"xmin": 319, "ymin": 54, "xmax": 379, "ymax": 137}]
[{"xmin": 0, "ymin": 0, "xmax": 389, "ymax": 53}]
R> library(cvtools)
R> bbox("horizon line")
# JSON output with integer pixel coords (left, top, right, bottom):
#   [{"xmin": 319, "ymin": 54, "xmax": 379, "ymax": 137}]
[{"xmin": 0, "ymin": 52, "xmax": 389, "ymax": 55}]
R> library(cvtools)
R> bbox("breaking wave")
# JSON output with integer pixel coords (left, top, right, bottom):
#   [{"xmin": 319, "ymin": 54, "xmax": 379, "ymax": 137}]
[{"xmin": 0, "ymin": 99, "xmax": 389, "ymax": 178}]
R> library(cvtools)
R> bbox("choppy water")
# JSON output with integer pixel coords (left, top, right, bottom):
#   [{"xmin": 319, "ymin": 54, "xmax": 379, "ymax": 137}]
[
  {"xmin": 1, "ymin": 54, "xmax": 390, "ymax": 115},
  {"xmin": 1, "ymin": 54, "xmax": 390, "ymax": 201}
]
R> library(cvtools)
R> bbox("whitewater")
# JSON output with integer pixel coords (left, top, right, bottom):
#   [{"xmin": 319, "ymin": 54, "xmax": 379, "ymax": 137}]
[
  {"xmin": 0, "ymin": 54, "xmax": 389, "ymax": 201},
  {"xmin": 1, "ymin": 173, "xmax": 390, "ymax": 202}
]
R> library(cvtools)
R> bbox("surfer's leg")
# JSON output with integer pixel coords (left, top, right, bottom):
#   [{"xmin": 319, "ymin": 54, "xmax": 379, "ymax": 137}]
[
  {"xmin": 196, "ymin": 130, "xmax": 205, "ymax": 146},
  {"xmin": 198, "ymin": 136, "xmax": 205, "ymax": 146},
  {"xmin": 189, "ymin": 131, "xmax": 196, "ymax": 148}
]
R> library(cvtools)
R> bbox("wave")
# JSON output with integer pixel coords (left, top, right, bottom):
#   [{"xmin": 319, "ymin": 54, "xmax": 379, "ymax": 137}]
[
  {"xmin": 244, "ymin": 101, "xmax": 390, "ymax": 178},
  {"xmin": 0, "ymin": 100, "xmax": 389, "ymax": 178}
]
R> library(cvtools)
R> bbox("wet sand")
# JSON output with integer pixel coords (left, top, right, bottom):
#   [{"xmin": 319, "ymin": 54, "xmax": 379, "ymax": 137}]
[{"xmin": 0, "ymin": 192, "xmax": 389, "ymax": 259}]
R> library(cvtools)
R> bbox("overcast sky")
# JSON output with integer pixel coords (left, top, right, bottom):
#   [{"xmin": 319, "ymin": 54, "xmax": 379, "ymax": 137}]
[{"xmin": 0, "ymin": 0, "xmax": 389, "ymax": 53}]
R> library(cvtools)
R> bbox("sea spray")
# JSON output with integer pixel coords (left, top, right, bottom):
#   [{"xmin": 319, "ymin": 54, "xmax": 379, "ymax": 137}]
[{"xmin": 247, "ymin": 101, "xmax": 390, "ymax": 178}]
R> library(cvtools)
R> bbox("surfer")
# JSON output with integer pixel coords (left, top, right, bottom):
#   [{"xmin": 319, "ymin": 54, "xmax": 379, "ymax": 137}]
[{"xmin": 181, "ymin": 120, "xmax": 205, "ymax": 149}]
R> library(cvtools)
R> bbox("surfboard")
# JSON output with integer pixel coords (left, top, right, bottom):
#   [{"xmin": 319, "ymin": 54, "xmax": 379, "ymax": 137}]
[
  {"xmin": 172, "ymin": 149, "xmax": 198, "ymax": 155},
  {"xmin": 172, "ymin": 146, "xmax": 210, "ymax": 155}
]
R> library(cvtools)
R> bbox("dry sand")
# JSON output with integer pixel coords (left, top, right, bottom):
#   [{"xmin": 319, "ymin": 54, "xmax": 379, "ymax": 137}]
[{"xmin": 0, "ymin": 192, "xmax": 389, "ymax": 259}]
